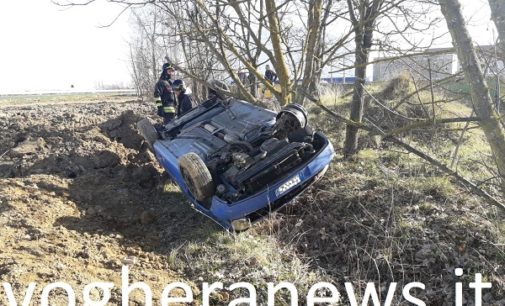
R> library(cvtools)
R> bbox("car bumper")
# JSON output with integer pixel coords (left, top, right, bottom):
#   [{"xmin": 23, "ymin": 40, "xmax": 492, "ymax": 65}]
[{"xmin": 209, "ymin": 139, "xmax": 335, "ymax": 229}]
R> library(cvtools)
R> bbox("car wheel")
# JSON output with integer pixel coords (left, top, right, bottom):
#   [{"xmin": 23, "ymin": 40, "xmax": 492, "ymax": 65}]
[
  {"xmin": 276, "ymin": 104, "xmax": 309, "ymax": 139},
  {"xmin": 137, "ymin": 118, "xmax": 159, "ymax": 150},
  {"xmin": 178, "ymin": 152, "xmax": 215, "ymax": 204}
]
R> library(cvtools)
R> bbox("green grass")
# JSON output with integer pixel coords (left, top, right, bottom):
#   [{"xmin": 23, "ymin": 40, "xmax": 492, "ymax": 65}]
[
  {"xmin": 444, "ymin": 77, "xmax": 504, "ymax": 104},
  {"xmin": 310, "ymin": 76, "xmax": 501, "ymax": 210}
]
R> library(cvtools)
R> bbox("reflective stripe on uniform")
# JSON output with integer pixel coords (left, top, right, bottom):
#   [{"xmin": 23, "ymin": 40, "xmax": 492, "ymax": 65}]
[
  {"xmin": 163, "ymin": 106, "xmax": 176, "ymax": 113},
  {"xmin": 155, "ymin": 99, "xmax": 162, "ymax": 106}
]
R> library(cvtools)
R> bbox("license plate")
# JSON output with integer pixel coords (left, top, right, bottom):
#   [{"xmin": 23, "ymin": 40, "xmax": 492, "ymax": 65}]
[{"xmin": 275, "ymin": 174, "xmax": 301, "ymax": 196}]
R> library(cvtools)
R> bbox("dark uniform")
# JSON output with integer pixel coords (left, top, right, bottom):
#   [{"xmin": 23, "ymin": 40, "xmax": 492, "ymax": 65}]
[
  {"xmin": 172, "ymin": 79, "xmax": 198, "ymax": 117},
  {"xmin": 154, "ymin": 64, "xmax": 176, "ymax": 124},
  {"xmin": 176, "ymin": 93, "xmax": 197, "ymax": 117},
  {"xmin": 265, "ymin": 67, "xmax": 277, "ymax": 85}
]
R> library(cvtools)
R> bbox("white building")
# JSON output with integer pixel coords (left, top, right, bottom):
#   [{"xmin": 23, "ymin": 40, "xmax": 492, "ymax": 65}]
[{"xmin": 373, "ymin": 48, "xmax": 458, "ymax": 82}]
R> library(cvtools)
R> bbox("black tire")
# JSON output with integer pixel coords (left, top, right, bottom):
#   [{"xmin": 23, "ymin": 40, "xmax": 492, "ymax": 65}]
[
  {"xmin": 137, "ymin": 118, "xmax": 159, "ymax": 150},
  {"xmin": 178, "ymin": 152, "xmax": 215, "ymax": 203},
  {"xmin": 275, "ymin": 104, "xmax": 309, "ymax": 139}
]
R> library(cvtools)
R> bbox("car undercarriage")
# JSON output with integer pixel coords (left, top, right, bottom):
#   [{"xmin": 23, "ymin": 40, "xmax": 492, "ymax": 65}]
[
  {"xmin": 137, "ymin": 98, "xmax": 334, "ymax": 229},
  {"xmin": 161, "ymin": 101, "xmax": 325, "ymax": 203}
]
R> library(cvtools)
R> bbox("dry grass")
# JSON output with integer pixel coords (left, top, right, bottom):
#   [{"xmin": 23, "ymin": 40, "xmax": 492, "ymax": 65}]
[
  {"xmin": 0, "ymin": 91, "xmax": 137, "ymax": 107},
  {"xmin": 264, "ymin": 77, "xmax": 505, "ymax": 304}
]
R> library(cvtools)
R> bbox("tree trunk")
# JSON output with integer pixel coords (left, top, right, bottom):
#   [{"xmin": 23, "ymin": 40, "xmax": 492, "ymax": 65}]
[
  {"xmin": 248, "ymin": 73, "xmax": 257, "ymax": 98},
  {"xmin": 309, "ymin": 64, "xmax": 321, "ymax": 96},
  {"xmin": 300, "ymin": 0, "xmax": 323, "ymax": 102},
  {"xmin": 344, "ymin": 29, "xmax": 371, "ymax": 157},
  {"xmin": 343, "ymin": 0, "xmax": 381, "ymax": 157},
  {"xmin": 192, "ymin": 79, "xmax": 200, "ymax": 102},
  {"xmin": 440, "ymin": 0, "xmax": 505, "ymax": 191},
  {"xmin": 151, "ymin": 13, "xmax": 157, "ymax": 90},
  {"xmin": 488, "ymin": 0, "xmax": 505, "ymax": 58},
  {"xmin": 265, "ymin": 0, "xmax": 292, "ymax": 106}
]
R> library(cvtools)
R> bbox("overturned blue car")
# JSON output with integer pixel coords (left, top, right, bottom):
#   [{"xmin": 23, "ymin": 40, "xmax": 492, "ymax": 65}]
[{"xmin": 137, "ymin": 97, "xmax": 334, "ymax": 231}]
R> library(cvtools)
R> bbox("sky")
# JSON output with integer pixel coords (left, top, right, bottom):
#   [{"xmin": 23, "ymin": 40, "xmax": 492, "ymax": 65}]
[
  {"xmin": 0, "ymin": 0, "xmax": 498, "ymax": 94},
  {"xmin": 0, "ymin": 0, "xmax": 132, "ymax": 94},
  {"xmin": 460, "ymin": 0, "xmax": 497, "ymax": 45}
]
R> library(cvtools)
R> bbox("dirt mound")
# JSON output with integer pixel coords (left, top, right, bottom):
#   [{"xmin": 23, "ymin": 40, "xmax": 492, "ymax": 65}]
[
  {"xmin": 0, "ymin": 101, "xmax": 192, "ymax": 304},
  {"xmin": 366, "ymin": 75, "xmax": 421, "ymax": 130},
  {"xmin": 100, "ymin": 110, "xmax": 145, "ymax": 150},
  {"xmin": 0, "ymin": 102, "xmax": 157, "ymax": 182}
]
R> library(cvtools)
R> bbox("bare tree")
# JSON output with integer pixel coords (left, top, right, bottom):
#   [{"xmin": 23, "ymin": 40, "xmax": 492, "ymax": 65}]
[
  {"xmin": 343, "ymin": 0, "xmax": 385, "ymax": 157},
  {"xmin": 128, "ymin": 7, "xmax": 166, "ymax": 98},
  {"xmin": 439, "ymin": 0, "xmax": 505, "ymax": 191},
  {"xmin": 176, "ymin": 0, "xmax": 341, "ymax": 107},
  {"xmin": 297, "ymin": 0, "xmax": 341, "ymax": 100},
  {"xmin": 264, "ymin": 0, "xmax": 293, "ymax": 105},
  {"xmin": 341, "ymin": 0, "xmax": 445, "ymax": 157},
  {"xmin": 54, "ymin": 0, "xmax": 353, "ymax": 108}
]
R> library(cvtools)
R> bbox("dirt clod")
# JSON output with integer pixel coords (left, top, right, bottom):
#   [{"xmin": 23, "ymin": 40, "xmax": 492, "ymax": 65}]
[
  {"xmin": 10, "ymin": 137, "xmax": 47, "ymax": 157},
  {"xmin": 140, "ymin": 210, "xmax": 156, "ymax": 225}
]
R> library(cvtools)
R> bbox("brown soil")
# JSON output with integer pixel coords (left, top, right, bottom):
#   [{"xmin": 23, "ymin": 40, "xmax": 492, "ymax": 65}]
[{"xmin": 0, "ymin": 101, "xmax": 216, "ymax": 304}]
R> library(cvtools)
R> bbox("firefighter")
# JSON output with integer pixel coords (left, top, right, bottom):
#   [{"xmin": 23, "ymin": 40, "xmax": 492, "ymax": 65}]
[
  {"xmin": 263, "ymin": 65, "xmax": 277, "ymax": 98},
  {"xmin": 154, "ymin": 63, "xmax": 176, "ymax": 124},
  {"xmin": 172, "ymin": 79, "xmax": 198, "ymax": 117},
  {"xmin": 264, "ymin": 64, "xmax": 277, "ymax": 85}
]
